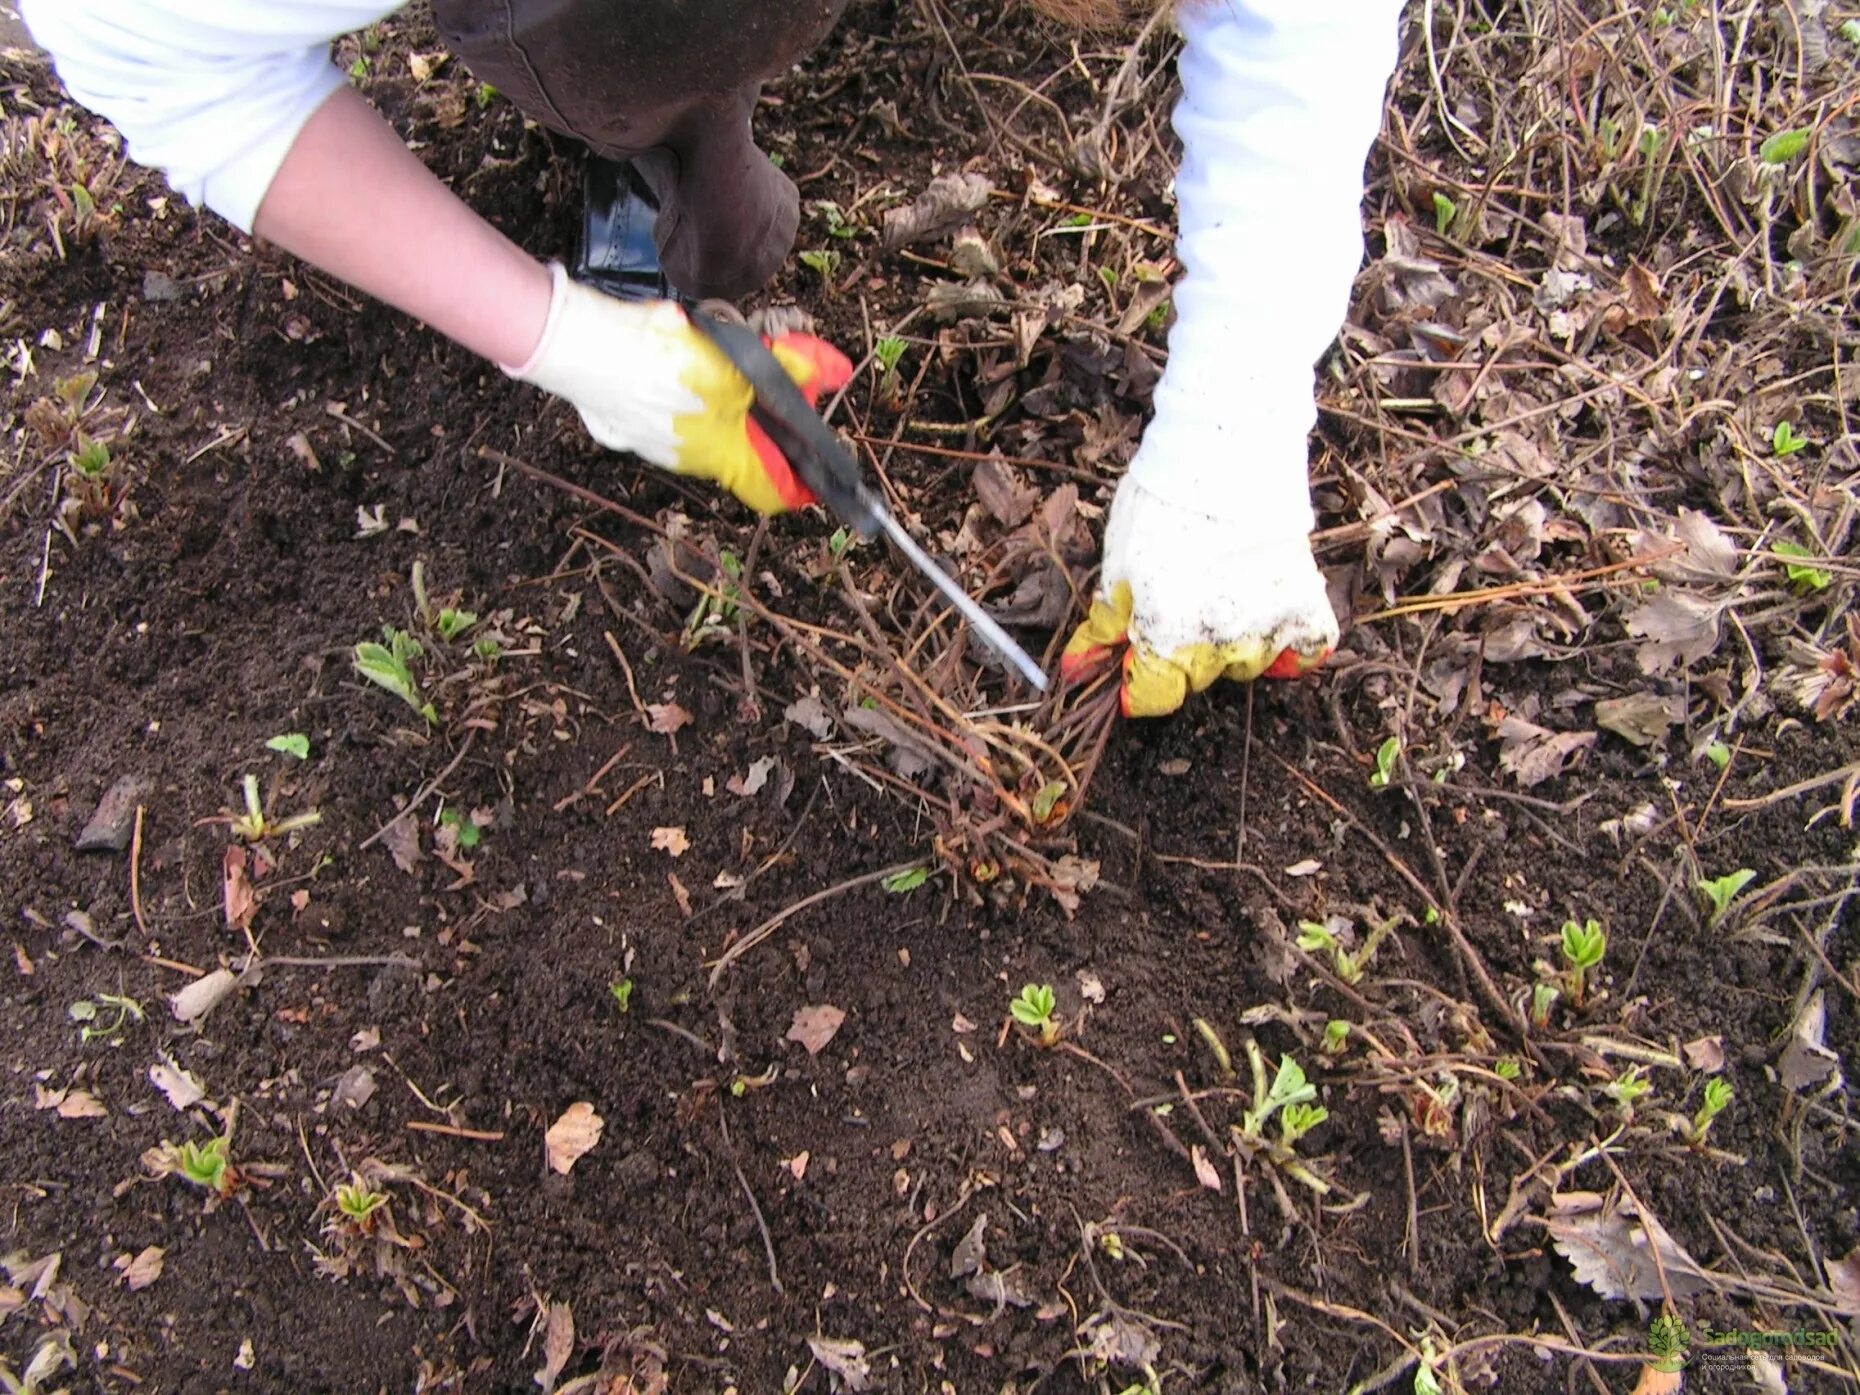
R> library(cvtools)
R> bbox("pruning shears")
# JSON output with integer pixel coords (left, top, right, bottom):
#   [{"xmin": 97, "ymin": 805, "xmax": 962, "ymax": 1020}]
[{"xmin": 690, "ymin": 312, "xmax": 1049, "ymax": 692}]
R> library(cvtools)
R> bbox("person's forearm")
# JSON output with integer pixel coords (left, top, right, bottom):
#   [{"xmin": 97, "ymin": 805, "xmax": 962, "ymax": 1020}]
[
  {"xmin": 1130, "ymin": 0, "xmax": 1403, "ymax": 534},
  {"xmin": 254, "ymin": 84, "xmax": 551, "ymax": 368}
]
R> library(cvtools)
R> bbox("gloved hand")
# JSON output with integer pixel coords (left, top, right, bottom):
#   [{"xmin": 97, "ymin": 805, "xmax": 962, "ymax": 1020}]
[
  {"xmin": 1061, "ymin": 475, "xmax": 1337, "ymax": 717},
  {"xmin": 1060, "ymin": 0, "xmax": 1399, "ymax": 717},
  {"xmin": 510, "ymin": 263, "xmax": 852, "ymax": 515}
]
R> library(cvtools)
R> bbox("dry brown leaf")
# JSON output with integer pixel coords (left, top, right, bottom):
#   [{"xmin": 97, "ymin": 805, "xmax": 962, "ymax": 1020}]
[
  {"xmin": 1624, "ymin": 591, "xmax": 1723, "ymax": 673},
  {"xmin": 381, "ymin": 815, "xmax": 423, "ymax": 874},
  {"xmin": 949, "ymin": 1213, "xmax": 988, "ymax": 1279},
  {"xmin": 170, "ymin": 968, "xmax": 239, "ymax": 1023},
  {"xmin": 222, "ymin": 845, "xmax": 257, "ymax": 932},
  {"xmin": 726, "ymin": 757, "xmax": 775, "ymax": 797},
  {"xmin": 36, "ymin": 1086, "xmax": 107, "ymax": 1119},
  {"xmin": 114, "ymin": 1245, "xmax": 164, "ymax": 1291},
  {"xmin": 786, "ymin": 1003, "xmax": 846, "ymax": 1056},
  {"xmin": 544, "ymin": 1102, "xmax": 603, "ymax": 1175},
  {"xmin": 785, "ymin": 1151, "xmax": 810, "ymax": 1180},
  {"xmin": 1595, "ymin": 692, "xmax": 1684, "ymax": 748},
  {"xmin": 881, "ymin": 171, "xmax": 993, "ymax": 250},
  {"xmin": 1829, "ymin": 1246, "xmax": 1860, "ymax": 1316},
  {"xmin": 149, "ymin": 1058, "xmax": 206, "ymax": 1111},
  {"xmin": 971, "ymin": 459, "xmax": 1039, "ymax": 528},
  {"xmin": 1191, "ymin": 1145, "xmax": 1223, "ymax": 1191},
  {"xmin": 1495, "ymin": 715, "xmax": 1597, "ymax": 788},
  {"xmin": 645, "ymin": 702, "xmax": 691, "ymax": 736},
  {"xmin": 667, "ymin": 872, "xmax": 692, "ymax": 918},
  {"xmin": 1681, "ymin": 1036, "xmax": 1725, "ymax": 1073},
  {"xmin": 648, "ymin": 826, "xmax": 689, "ymax": 858},
  {"xmin": 534, "ymin": 1299, "xmax": 574, "ymax": 1392},
  {"xmin": 1779, "ymin": 989, "xmax": 1842, "ymax": 1093},
  {"xmin": 804, "ymin": 1336, "xmax": 873, "ymax": 1393},
  {"xmin": 1545, "ymin": 1190, "xmax": 1710, "ymax": 1301},
  {"xmin": 783, "ymin": 693, "xmax": 834, "ymax": 739}
]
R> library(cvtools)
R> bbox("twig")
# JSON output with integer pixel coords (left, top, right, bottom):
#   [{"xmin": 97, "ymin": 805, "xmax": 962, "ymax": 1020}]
[
  {"xmin": 718, "ymin": 1102, "xmax": 782, "ymax": 1295},
  {"xmin": 602, "ymin": 631, "xmax": 651, "ymax": 729},
  {"xmin": 706, "ymin": 861, "xmax": 920, "ymax": 986},
  {"xmin": 325, "ymin": 403, "xmax": 395, "ymax": 456},
  {"xmin": 358, "ymin": 733, "xmax": 477, "ymax": 851},
  {"xmin": 129, "ymin": 804, "xmax": 149, "ymax": 939},
  {"xmin": 406, "ymin": 1120, "xmax": 505, "ymax": 1142}
]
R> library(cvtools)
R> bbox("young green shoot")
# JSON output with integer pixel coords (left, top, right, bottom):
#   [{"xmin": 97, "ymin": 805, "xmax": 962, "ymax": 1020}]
[
  {"xmin": 354, "ymin": 627, "xmax": 435, "ymax": 724},
  {"xmin": 1239, "ymin": 1046, "xmax": 1317, "ymax": 1146},
  {"xmin": 436, "ymin": 807, "xmax": 482, "ymax": 851},
  {"xmin": 69, "ymin": 991, "xmax": 144, "ymax": 1044},
  {"xmin": 265, "ymin": 733, "xmax": 310, "ymax": 760},
  {"xmin": 1431, "ymin": 191, "xmax": 1457, "ymax": 237},
  {"xmin": 1604, "ymin": 1065, "xmax": 1653, "ymax": 1120},
  {"xmin": 798, "ymin": 247, "xmax": 840, "ymax": 281},
  {"xmin": 1772, "ymin": 541, "xmax": 1832, "ymax": 593},
  {"xmin": 1560, "ymin": 918, "xmax": 1606, "ymax": 1008},
  {"xmin": 1686, "ymin": 1077, "xmax": 1733, "ymax": 1146},
  {"xmin": 882, "ymin": 865, "xmax": 928, "ymax": 894},
  {"xmin": 1703, "ymin": 739, "xmax": 1731, "ymax": 769},
  {"xmin": 434, "ymin": 607, "xmax": 477, "ymax": 643},
  {"xmin": 177, "ymin": 1136, "xmax": 235, "ymax": 1196},
  {"xmin": 1192, "ymin": 1017, "xmax": 1235, "ymax": 1078},
  {"xmin": 1009, "ymin": 984, "xmax": 1060, "ymax": 1047},
  {"xmin": 1770, "ymin": 420, "xmax": 1810, "ymax": 456},
  {"xmin": 1530, "ymin": 981, "xmax": 1561, "ymax": 1031},
  {"xmin": 1494, "ymin": 1057, "xmax": 1522, "ymax": 1081},
  {"xmin": 1369, "ymin": 736, "xmax": 1400, "ymax": 789},
  {"xmin": 1319, "ymin": 1019, "xmax": 1350, "ymax": 1057},
  {"xmin": 1696, "ymin": 868, "xmax": 1756, "ymax": 923},
  {"xmin": 1296, "ymin": 915, "xmax": 1393, "ymax": 986},
  {"xmin": 334, "ymin": 1178, "xmax": 390, "ymax": 1231},
  {"xmin": 1279, "ymin": 1101, "xmax": 1328, "ymax": 1147},
  {"xmin": 873, "ymin": 335, "xmax": 907, "ymax": 376},
  {"xmin": 609, "ymin": 977, "xmax": 634, "ymax": 1013},
  {"xmin": 228, "ymin": 773, "xmax": 322, "ymax": 842},
  {"xmin": 1758, "ymin": 128, "xmax": 1811, "ymax": 165}
]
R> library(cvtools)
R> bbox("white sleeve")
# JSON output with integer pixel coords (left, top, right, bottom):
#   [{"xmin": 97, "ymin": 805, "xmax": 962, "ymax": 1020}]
[
  {"xmin": 1128, "ymin": 0, "xmax": 1404, "ymax": 539},
  {"xmin": 21, "ymin": 0, "xmax": 405, "ymax": 234}
]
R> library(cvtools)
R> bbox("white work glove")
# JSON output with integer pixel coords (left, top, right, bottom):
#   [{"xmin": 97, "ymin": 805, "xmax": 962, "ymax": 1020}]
[
  {"xmin": 1061, "ymin": 0, "xmax": 1404, "ymax": 716},
  {"xmin": 509, "ymin": 264, "xmax": 852, "ymax": 516}
]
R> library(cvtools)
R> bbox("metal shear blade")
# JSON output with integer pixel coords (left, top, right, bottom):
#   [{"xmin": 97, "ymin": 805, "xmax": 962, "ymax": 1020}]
[{"xmin": 690, "ymin": 312, "xmax": 1049, "ymax": 692}]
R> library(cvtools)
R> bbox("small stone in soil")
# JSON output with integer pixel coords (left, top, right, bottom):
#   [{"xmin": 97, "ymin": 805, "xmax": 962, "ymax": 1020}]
[{"xmin": 75, "ymin": 775, "xmax": 150, "ymax": 853}]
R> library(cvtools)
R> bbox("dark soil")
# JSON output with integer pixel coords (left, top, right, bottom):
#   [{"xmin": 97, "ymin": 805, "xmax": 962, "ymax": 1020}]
[{"xmin": 3, "ymin": 4, "xmax": 1856, "ymax": 1393}]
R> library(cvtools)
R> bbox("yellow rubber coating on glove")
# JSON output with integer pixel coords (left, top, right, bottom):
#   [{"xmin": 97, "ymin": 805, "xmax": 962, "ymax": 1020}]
[
  {"xmin": 1063, "ymin": 580, "xmax": 1281, "ymax": 717},
  {"xmin": 668, "ymin": 338, "xmax": 823, "ymax": 517}
]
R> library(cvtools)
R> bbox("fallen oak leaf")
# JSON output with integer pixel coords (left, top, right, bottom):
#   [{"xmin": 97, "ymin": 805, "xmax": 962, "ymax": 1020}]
[
  {"xmin": 649, "ymin": 826, "xmax": 689, "ymax": 858},
  {"xmin": 544, "ymin": 1102, "xmax": 603, "ymax": 1175},
  {"xmin": 786, "ymin": 1003, "xmax": 846, "ymax": 1056}
]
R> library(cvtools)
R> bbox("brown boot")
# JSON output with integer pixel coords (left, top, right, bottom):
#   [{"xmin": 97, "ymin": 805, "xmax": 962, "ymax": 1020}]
[{"xmin": 430, "ymin": 0, "xmax": 850, "ymax": 300}]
